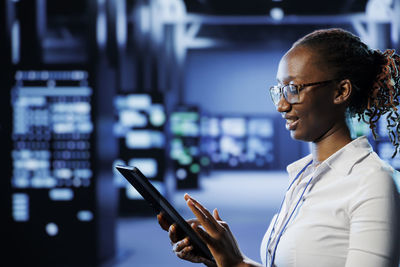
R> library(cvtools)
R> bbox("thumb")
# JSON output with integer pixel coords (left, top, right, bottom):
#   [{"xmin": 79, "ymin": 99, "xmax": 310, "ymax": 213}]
[{"xmin": 213, "ymin": 208, "xmax": 222, "ymax": 221}]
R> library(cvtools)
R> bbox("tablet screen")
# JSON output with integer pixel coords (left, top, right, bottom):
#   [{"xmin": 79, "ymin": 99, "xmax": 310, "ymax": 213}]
[{"xmin": 115, "ymin": 165, "xmax": 215, "ymax": 262}]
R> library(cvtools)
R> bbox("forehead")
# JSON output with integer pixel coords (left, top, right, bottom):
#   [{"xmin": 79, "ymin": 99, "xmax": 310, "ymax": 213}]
[{"xmin": 277, "ymin": 45, "xmax": 329, "ymax": 82}]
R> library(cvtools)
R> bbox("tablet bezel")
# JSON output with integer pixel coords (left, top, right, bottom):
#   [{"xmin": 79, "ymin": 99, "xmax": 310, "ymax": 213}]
[{"xmin": 115, "ymin": 165, "xmax": 215, "ymax": 262}]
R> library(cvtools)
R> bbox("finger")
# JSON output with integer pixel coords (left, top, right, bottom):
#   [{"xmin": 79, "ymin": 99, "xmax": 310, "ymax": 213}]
[
  {"xmin": 186, "ymin": 198, "xmax": 214, "ymax": 231},
  {"xmin": 157, "ymin": 212, "xmax": 170, "ymax": 231},
  {"xmin": 175, "ymin": 245, "xmax": 194, "ymax": 260},
  {"xmin": 187, "ymin": 195, "xmax": 219, "ymax": 227},
  {"xmin": 185, "ymin": 196, "xmax": 222, "ymax": 234},
  {"xmin": 184, "ymin": 193, "xmax": 190, "ymax": 201},
  {"xmin": 213, "ymin": 209, "xmax": 222, "ymax": 221},
  {"xmin": 212, "ymin": 209, "xmax": 229, "ymax": 229},
  {"xmin": 191, "ymin": 222, "xmax": 214, "ymax": 245},
  {"xmin": 173, "ymin": 237, "xmax": 190, "ymax": 253},
  {"xmin": 202, "ymin": 258, "xmax": 218, "ymax": 267},
  {"xmin": 176, "ymin": 245, "xmax": 214, "ymax": 265},
  {"xmin": 186, "ymin": 218, "xmax": 200, "ymax": 225},
  {"xmin": 168, "ymin": 224, "xmax": 179, "ymax": 243}
]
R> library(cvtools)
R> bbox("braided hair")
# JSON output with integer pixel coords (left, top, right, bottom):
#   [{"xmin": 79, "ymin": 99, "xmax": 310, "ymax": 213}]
[{"xmin": 293, "ymin": 28, "xmax": 400, "ymax": 157}]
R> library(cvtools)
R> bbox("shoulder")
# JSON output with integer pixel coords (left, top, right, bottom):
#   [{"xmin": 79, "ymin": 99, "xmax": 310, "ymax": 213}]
[
  {"xmin": 352, "ymin": 152, "xmax": 396, "ymax": 181},
  {"xmin": 352, "ymin": 152, "xmax": 397, "ymax": 188},
  {"xmin": 348, "ymin": 151, "xmax": 399, "ymax": 204}
]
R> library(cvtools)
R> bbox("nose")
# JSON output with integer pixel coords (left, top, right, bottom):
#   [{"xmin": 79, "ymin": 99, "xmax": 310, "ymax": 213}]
[{"xmin": 276, "ymin": 95, "xmax": 291, "ymax": 112}]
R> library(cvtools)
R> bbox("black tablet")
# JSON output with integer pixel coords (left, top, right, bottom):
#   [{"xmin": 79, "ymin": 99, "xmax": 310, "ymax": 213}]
[{"xmin": 115, "ymin": 165, "xmax": 215, "ymax": 263}]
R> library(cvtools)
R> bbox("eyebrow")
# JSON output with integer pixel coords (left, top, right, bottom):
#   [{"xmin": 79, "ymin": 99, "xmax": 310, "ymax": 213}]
[{"xmin": 277, "ymin": 76, "xmax": 296, "ymax": 84}]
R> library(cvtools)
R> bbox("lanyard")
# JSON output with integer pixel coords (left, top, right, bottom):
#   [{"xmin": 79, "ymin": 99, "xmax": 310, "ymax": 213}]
[{"xmin": 266, "ymin": 160, "xmax": 313, "ymax": 267}]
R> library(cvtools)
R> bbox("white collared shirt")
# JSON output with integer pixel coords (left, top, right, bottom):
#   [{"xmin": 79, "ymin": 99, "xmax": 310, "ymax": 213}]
[{"xmin": 260, "ymin": 136, "xmax": 400, "ymax": 267}]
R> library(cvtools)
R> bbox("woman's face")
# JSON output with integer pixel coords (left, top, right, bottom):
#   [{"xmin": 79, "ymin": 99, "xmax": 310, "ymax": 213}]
[{"xmin": 275, "ymin": 45, "xmax": 341, "ymax": 142}]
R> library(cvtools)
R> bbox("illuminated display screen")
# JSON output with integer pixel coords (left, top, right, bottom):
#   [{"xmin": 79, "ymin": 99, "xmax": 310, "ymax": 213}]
[
  {"xmin": 114, "ymin": 94, "xmax": 166, "ymax": 150},
  {"xmin": 11, "ymin": 70, "xmax": 93, "ymax": 223},
  {"xmin": 113, "ymin": 93, "xmax": 166, "ymax": 207},
  {"xmin": 170, "ymin": 107, "xmax": 201, "ymax": 189},
  {"xmin": 248, "ymin": 118, "xmax": 274, "ymax": 137},
  {"xmin": 221, "ymin": 117, "xmax": 246, "ymax": 137},
  {"xmin": 170, "ymin": 111, "xmax": 200, "ymax": 137},
  {"xmin": 201, "ymin": 116, "xmax": 220, "ymax": 137},
  {"xmin": 201, "ymin": 116, "xmax": 276, "ymax": 169}
]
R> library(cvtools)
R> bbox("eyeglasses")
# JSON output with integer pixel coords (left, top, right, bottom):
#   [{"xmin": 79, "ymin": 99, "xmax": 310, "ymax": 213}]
[{"xmin": 269, "ymin": 79, "xmax": 336, "ymax": 106}]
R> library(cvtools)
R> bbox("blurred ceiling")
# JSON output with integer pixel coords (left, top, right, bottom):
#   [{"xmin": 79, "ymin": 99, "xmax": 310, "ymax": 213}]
[{"xmin": 182, "ymin": 0, "xmax": 369, "ymax": 15}]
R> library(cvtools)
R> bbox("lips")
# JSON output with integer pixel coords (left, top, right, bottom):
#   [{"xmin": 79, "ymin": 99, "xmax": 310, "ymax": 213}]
[{"xmin": 283, "ymin": 115, "xmax": 299, "ymax": 131}]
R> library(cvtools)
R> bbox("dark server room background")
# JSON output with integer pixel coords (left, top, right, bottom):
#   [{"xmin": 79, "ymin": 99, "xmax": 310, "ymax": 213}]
[{"xmin": 1, "ymin": 0, "xmax": 400, "ymax": 266}]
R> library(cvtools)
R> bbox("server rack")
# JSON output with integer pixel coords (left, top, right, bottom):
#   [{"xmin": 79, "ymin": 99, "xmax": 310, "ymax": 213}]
[
  {"xmin": 170, "ymin": 106, "xmax": 202, "ymax": 189},
  {"xmin": 3, "ymin": 1, "xmax": 117, "ymax": 266},
  {"xmin": 113, "ymin": 92, "xmax": 167, "ymax": 216}
]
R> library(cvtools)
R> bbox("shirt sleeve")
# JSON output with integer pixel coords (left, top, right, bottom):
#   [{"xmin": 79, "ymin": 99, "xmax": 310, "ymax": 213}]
[{"xmin": 345, "ymin": 169, "xmax": 400, "ymax": 267}]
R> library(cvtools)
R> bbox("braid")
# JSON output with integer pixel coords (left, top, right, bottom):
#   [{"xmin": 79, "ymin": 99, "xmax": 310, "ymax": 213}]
[{"xmin": 294, "ymin": 28, "xmax": 400, "ymax": 157}]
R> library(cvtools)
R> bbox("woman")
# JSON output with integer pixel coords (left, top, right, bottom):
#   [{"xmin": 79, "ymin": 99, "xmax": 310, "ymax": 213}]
[{"xmin": 158, "ymin": 28, "xmax": 400, "ymax": 267}]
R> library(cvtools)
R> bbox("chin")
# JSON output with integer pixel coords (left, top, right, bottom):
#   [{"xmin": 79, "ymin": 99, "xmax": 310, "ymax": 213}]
[{"xmin": 290, "ymin": 130, "xmax": 313, "ymax": 142}]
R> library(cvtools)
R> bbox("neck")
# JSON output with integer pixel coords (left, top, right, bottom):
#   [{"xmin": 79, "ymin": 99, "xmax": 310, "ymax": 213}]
[{"xmin": 310, "ymin": 120, "xmax": 352, "ymax": 163}]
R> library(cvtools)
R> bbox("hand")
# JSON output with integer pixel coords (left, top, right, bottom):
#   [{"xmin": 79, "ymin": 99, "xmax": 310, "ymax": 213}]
[
  {"xmin": 184, "ymin": 194, "xmax": 245, "ymax": 267},
  {"xmin": 157, "ymin": 212, "xmax": 217, "ymax": 267}
]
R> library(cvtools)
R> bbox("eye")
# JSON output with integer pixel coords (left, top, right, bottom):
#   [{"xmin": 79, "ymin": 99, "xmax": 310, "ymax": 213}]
[{"xmin": 287, "ymin": 84, "xmax": 298, "ymax": 94}]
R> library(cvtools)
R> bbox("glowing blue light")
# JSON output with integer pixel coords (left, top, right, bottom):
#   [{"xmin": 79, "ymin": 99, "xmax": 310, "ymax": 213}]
[
  {"xmin": 208, "ymin": 118, "xmax": 220, "ymax": 137},
  {"xmin": 73, "ymin": 102, "xmax": 91, "ymax": 113},
  {"xmin": 120, "ymin": 110, "xmax": 147, "ymax": 127},
  {"xmin": 270, "ymin": 7, "xmax": 284, "ymax": 21},
  {"xmin": 128, "ymin": 158, "xmax": 158, "ymax": 178},
  {"xmin": 126, "ymin": 130, "xmax": 165, "ymax": 149},
  {"xmin": 53, "ymin": 123, "xmax": 75, "ymax": 133},
  {"xmin": 126, "ymin": 130, "xmax": 152, "ymax": 149},
  {"xmin": 248, "ymin": 119, "xmax": 273, "ymax": 137},
  {"xmin": 221, "ymin": 118, "xmax": 246, "ymax": 137},
  {"xmin": 11, "ymin": 20, "xmax": 20, "ymax": 64},
  {"xmin": 77, "ymin": 210, "xmax": 94, "ymax": 221},
  {"xmin": 54, "ymin": 168, "xmax": 73, "ymax": 179},
  {"xmin": 31, "ymin": 177, "xmax": 57, "ymax": 188},
  {"xmin": 220, "ymin": 136, "xmax": 244, "ymax": 156},
  {"xmin": 46, "ymin": 223, "xmax": 59, "ymax": 236},
  {"xmin": 49, "ymin": 188, "xmax": 74, "ymax": 201},
  {"xmin": 176, "ymin": 168, "xmax": 187, "ymax": 180},
  {"xmin": 126, "ymin": 94, "xmax": 151, "ymax": 109},
  {"xmin": 15, "ymin": 87, "xmax": 92, "ymax": 96},
  {"xmin": 74, "ymin": 169, "xmax": 92, "ymax": 179},
  {"xmin": 13, "ymin": 178, "xmax": 29, "ymax": 188},
  {"xmin": 116, "ymin": 0, "xmax": 127, "ymax": 48},
  {"xmin": 96, "ymin": 1, "xmax": 107, "ymax": 50},
  {"xmin": 149, "ymin": 105, "xmax": 166, "ymax": 127},
  {"xmin": 171, "ymin": 112, "xmax": 200, "ymax": 136},
  {"xmin": 12, "ymin": 193, "xmax": 29, "ymax": 221},
  {"xmin": 77, "ymin": 122, "xmax": 93, "ymax": 134}
]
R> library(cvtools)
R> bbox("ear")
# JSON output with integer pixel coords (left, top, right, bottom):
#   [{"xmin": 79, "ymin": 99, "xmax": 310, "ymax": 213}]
[{"xmin": 333, "ymin": 79, "xmax": 352, "ymax": 105}]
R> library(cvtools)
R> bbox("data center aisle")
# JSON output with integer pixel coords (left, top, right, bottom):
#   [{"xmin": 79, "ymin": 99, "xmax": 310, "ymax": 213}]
[{"xmin": 103, "ymin": 170, "xmax": 288, "ymax": 267}]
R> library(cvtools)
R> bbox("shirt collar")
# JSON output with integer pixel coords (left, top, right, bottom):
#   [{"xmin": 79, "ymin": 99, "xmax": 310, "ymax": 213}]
[{"xmin": 287, "ymin": 136, "xmax": 373, "ymax": 180}]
